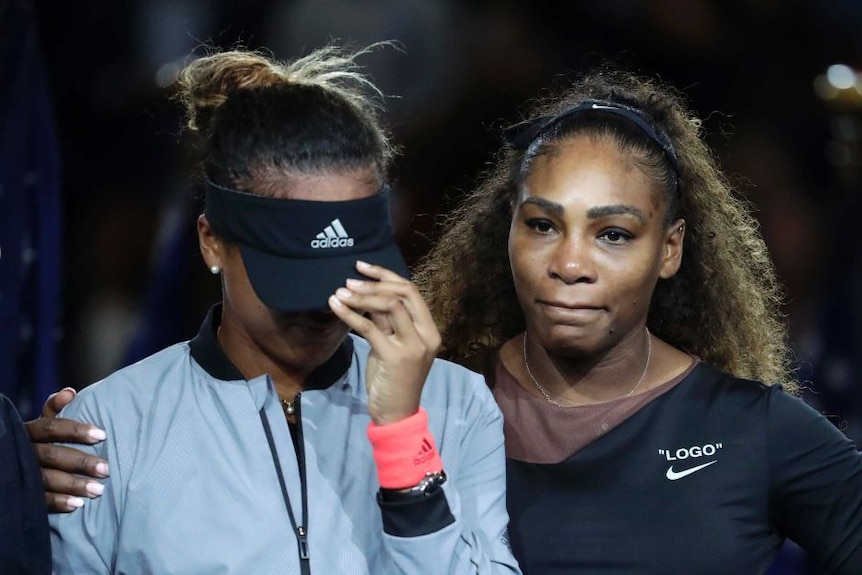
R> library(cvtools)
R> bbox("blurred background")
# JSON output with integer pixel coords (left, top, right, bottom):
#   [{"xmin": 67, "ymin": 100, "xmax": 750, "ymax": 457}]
[{"xmin": 2, "ymin": 1, "xmax": 862, "ymax": 570}]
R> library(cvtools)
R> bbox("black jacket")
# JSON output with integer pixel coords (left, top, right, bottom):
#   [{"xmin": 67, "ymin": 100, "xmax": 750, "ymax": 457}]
[{"xmin": 0, "ymin": 393, "xmax": 51, "ymax": 574}]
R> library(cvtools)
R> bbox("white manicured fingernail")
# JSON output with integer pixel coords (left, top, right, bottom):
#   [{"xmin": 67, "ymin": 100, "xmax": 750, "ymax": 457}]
[
  {"xmin": 67, "ymin": 497, "xmax": 85, "ymax": 508},
  {"xmin": 346, "ymin": 278, "xmax": 364, "ymax": 288},
  {"xmin": 86, "ymin": 482, "xmax": 104, "ymax": 496},
  {"xmin": 96, "ymin": 462, "xmax": 109, "ymax": 476},
  {"xmin": 336, "ymin": 288, "xmax": 352, "ymax": 298},
  {"xmin": 329, "ymin": 295, "xmax": 343, "ymax": 308},
  {"xmin": 88, "ymin": 428, "xmax": 107, "ymax": 441},
  {"xmin": 356, "ymin": 260, "xmax": 371, "ymax": 269}
]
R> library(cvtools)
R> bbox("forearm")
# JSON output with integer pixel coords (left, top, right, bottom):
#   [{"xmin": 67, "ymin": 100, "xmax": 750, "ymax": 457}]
[
  {"xmin": 380, "ymin": 482, "xmax": 519, "ymax": 575},
  {"xmin": 372, "ymin": 403, "xmax": 520, "ymax": 574}
]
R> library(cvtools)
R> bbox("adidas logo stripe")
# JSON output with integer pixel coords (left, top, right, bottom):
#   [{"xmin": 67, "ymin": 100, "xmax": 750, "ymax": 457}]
[
  {"xmin": 310, "ymin": 218, "xmax": 355, "ymax": 248},
  {"xmin": 416, "ymin": 438, "xmax": 433, "ymax": 455},
  {"xmin": 413, "ymin": 438, "xmax": 436, "ymax": 465}
]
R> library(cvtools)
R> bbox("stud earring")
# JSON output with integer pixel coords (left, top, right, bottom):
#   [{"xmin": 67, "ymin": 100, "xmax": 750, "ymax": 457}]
[{"xmin": 210, "ymin": 265, "xmax": 220, "ymax": 275}]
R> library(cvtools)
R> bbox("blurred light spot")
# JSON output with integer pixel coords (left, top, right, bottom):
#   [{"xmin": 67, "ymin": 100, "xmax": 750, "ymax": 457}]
[
  {"xmin": 827, "ymin": 64, "xmax": 856, "ymax": 90},
  {"xmin": 814, "ymin": 74, "xmax": 839, "ymax": 100},
  {"xmin": 155, "ymin": 59, "xmax": 183, "ymax": 88},
  {"xmin": 21, "ymin": 246, "xmax": 36, "ymax": 265}
]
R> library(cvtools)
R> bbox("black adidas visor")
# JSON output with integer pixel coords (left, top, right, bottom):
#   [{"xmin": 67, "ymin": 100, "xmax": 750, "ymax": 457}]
[{"xmin": 204, "ymin": 181, "xmax": 409, "ymax": 313}]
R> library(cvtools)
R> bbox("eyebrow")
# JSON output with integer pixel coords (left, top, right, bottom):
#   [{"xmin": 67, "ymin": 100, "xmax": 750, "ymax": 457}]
[
  {"xmin": 520, "ymin": 195, "xmax": 563, "ymax": 216},
  {"xmin": 520, "ymin": 195, "xmax": 647, "ymax": 224},
  {"xmin": 587, "ymin": 205, "xmax": 646, "ymax": 224}
]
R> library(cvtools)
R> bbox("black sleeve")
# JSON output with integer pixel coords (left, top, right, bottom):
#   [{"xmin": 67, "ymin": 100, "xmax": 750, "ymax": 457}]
[
  {"xmin": 0, "ymin": 395, "xmax": 52, "ymax": 574},
  {"xmin": 767, "ymin": 387, "xmax": 862, "ymax": 574},
  {"xmin": 377, "ymin": 487, "xmax": 455, "ymax": 537}
]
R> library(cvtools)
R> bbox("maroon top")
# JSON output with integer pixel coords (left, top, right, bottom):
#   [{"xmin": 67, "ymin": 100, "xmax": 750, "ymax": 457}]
[{"xmin": 492, "ymin": 355, "xmax": 699, "ymax": 463}]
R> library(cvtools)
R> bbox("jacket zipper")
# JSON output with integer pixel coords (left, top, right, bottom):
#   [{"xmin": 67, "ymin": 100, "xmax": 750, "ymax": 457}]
[{"xmin": 259, "ymin": 391, "xmax": 310, "ymax": 575}]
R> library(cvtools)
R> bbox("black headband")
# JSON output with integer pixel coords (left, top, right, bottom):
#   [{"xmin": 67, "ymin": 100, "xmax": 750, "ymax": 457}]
[
  {"xmin": 204, "ymin": 180, "xmax": 409, "ymax": 312},
  {"xmin": 504, "ymin": 100, "xmax": 681, "ymax": 195}
]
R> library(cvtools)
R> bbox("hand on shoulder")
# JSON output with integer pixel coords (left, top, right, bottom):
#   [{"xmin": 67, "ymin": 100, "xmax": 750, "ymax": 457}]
[{"xmin": 25, "ymin": 388, "xmax": 109, "ymax": 513}]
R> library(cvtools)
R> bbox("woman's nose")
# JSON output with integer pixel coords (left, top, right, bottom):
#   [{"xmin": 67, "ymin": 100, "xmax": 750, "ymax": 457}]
[{"xmin": 547, "ymin": 238, "xmax": 597, "ymax": 284}]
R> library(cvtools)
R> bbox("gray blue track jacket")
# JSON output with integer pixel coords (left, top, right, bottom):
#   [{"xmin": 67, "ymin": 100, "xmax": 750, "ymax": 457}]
[{"xmin": 50, "ymin": 305, "xmax": 521, "ymax": 575}]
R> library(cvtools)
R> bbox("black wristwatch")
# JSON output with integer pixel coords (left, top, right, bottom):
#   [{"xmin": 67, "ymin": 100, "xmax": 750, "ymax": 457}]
[{"xmin": 379, "ymin": 470, "xmax": 447, "ymax": 502}]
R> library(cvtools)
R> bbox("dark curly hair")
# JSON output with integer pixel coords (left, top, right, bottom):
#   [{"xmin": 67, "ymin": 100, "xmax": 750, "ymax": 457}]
[{"xmin": 414, "ymin": 67, "xmax": 795, "ymax": 391}]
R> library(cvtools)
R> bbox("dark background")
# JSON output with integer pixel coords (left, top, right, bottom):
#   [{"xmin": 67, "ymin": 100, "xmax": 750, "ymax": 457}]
[
  {"xmin": 35, "ymin": 0, "xmax": 862, "ymax": 420},
  {"xmin": 28, "ymin": 0, "xmax": 862, "ymax": 419},
  {"xmin": 3, "ymin": 1, "xmax": 862, "ymax": 572}
]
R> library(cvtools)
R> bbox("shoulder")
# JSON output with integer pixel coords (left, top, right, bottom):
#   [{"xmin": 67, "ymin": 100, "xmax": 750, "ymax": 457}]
[
  {"xmin": 678, "ymin": 363, "xmax": 848, "ymax": 441},
  {"xmin": 61, "ymin": 341, "xmax": 194, "ymax": 423},
  {"xmin": 678, "ymin": 362, "xmax": 780, "ymax": 404},
  {"xmin": 646, "ymin": 363, "xmax": 795, "ymax": 439},
  {"xmin": 689, "ymin": 363, "xmax": 808, "ymax": 407},
  {"xmin": 424, "ymin": 355, "xmax": 500, "ymax": 424}
]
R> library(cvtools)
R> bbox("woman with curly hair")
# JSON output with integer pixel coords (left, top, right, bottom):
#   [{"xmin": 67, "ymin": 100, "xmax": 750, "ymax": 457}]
[{"xmin": 414, "ymin": 68, "xmax": 862, "ymax": 574}]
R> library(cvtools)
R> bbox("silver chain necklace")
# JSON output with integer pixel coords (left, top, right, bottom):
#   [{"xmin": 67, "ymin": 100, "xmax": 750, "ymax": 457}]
[{"xmin": 522, "ymin": 327, "xmax": 652, "ymax": 407}]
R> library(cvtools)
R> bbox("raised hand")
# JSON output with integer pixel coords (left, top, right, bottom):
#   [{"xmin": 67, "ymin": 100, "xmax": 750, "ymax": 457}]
[
  {"xmin": 328, "ymin": 261, "xmax": 441, "ymax": 425},
  {"xmin": 24, "ymin": 388, "xmax": 109, "ymax": 512}
]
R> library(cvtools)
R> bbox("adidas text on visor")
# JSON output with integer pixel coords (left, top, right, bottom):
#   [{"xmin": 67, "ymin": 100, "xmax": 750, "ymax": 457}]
[{"xmin": 204, "ymin": 181, "xmax": 409, "ymax": 313}]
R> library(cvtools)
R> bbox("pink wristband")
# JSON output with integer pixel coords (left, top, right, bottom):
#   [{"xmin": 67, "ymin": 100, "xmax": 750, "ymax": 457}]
[{"xmin": 367, "ymin": 407, "xmax": 444, "ymax": 489}]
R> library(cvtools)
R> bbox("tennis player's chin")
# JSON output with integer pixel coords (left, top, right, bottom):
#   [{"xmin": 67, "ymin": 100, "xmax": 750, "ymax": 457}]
[
  {"xmin": 290, "ymin": 318, "xmax": 350, "ymax": 344},
  {"xmin": 538, "ymin": 313, "xmax": 612, "ymax": 351}
]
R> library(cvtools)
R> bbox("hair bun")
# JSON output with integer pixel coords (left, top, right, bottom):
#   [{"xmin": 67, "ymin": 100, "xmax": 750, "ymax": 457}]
[{"xmin": 175, "ymin": 51, "xmax": 286, "ymax": 132}]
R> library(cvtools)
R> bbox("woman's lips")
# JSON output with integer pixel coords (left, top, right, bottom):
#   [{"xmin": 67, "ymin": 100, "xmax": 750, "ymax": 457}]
[{"xmin": 538, "ymin": 300, "xmax": 605, "ymax": 323}]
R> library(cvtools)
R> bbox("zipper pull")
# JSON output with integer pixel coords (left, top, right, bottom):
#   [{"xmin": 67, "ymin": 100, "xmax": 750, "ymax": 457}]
[{"xmin": 297, "ymin": 526, "xmax": 309, "ymax": 560}]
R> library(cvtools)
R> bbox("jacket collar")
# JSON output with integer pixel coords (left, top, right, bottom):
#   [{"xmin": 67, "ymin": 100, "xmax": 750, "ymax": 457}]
[{"xmin": 189, "ymin": 303, "xmax": 354, "ymax": 389}]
